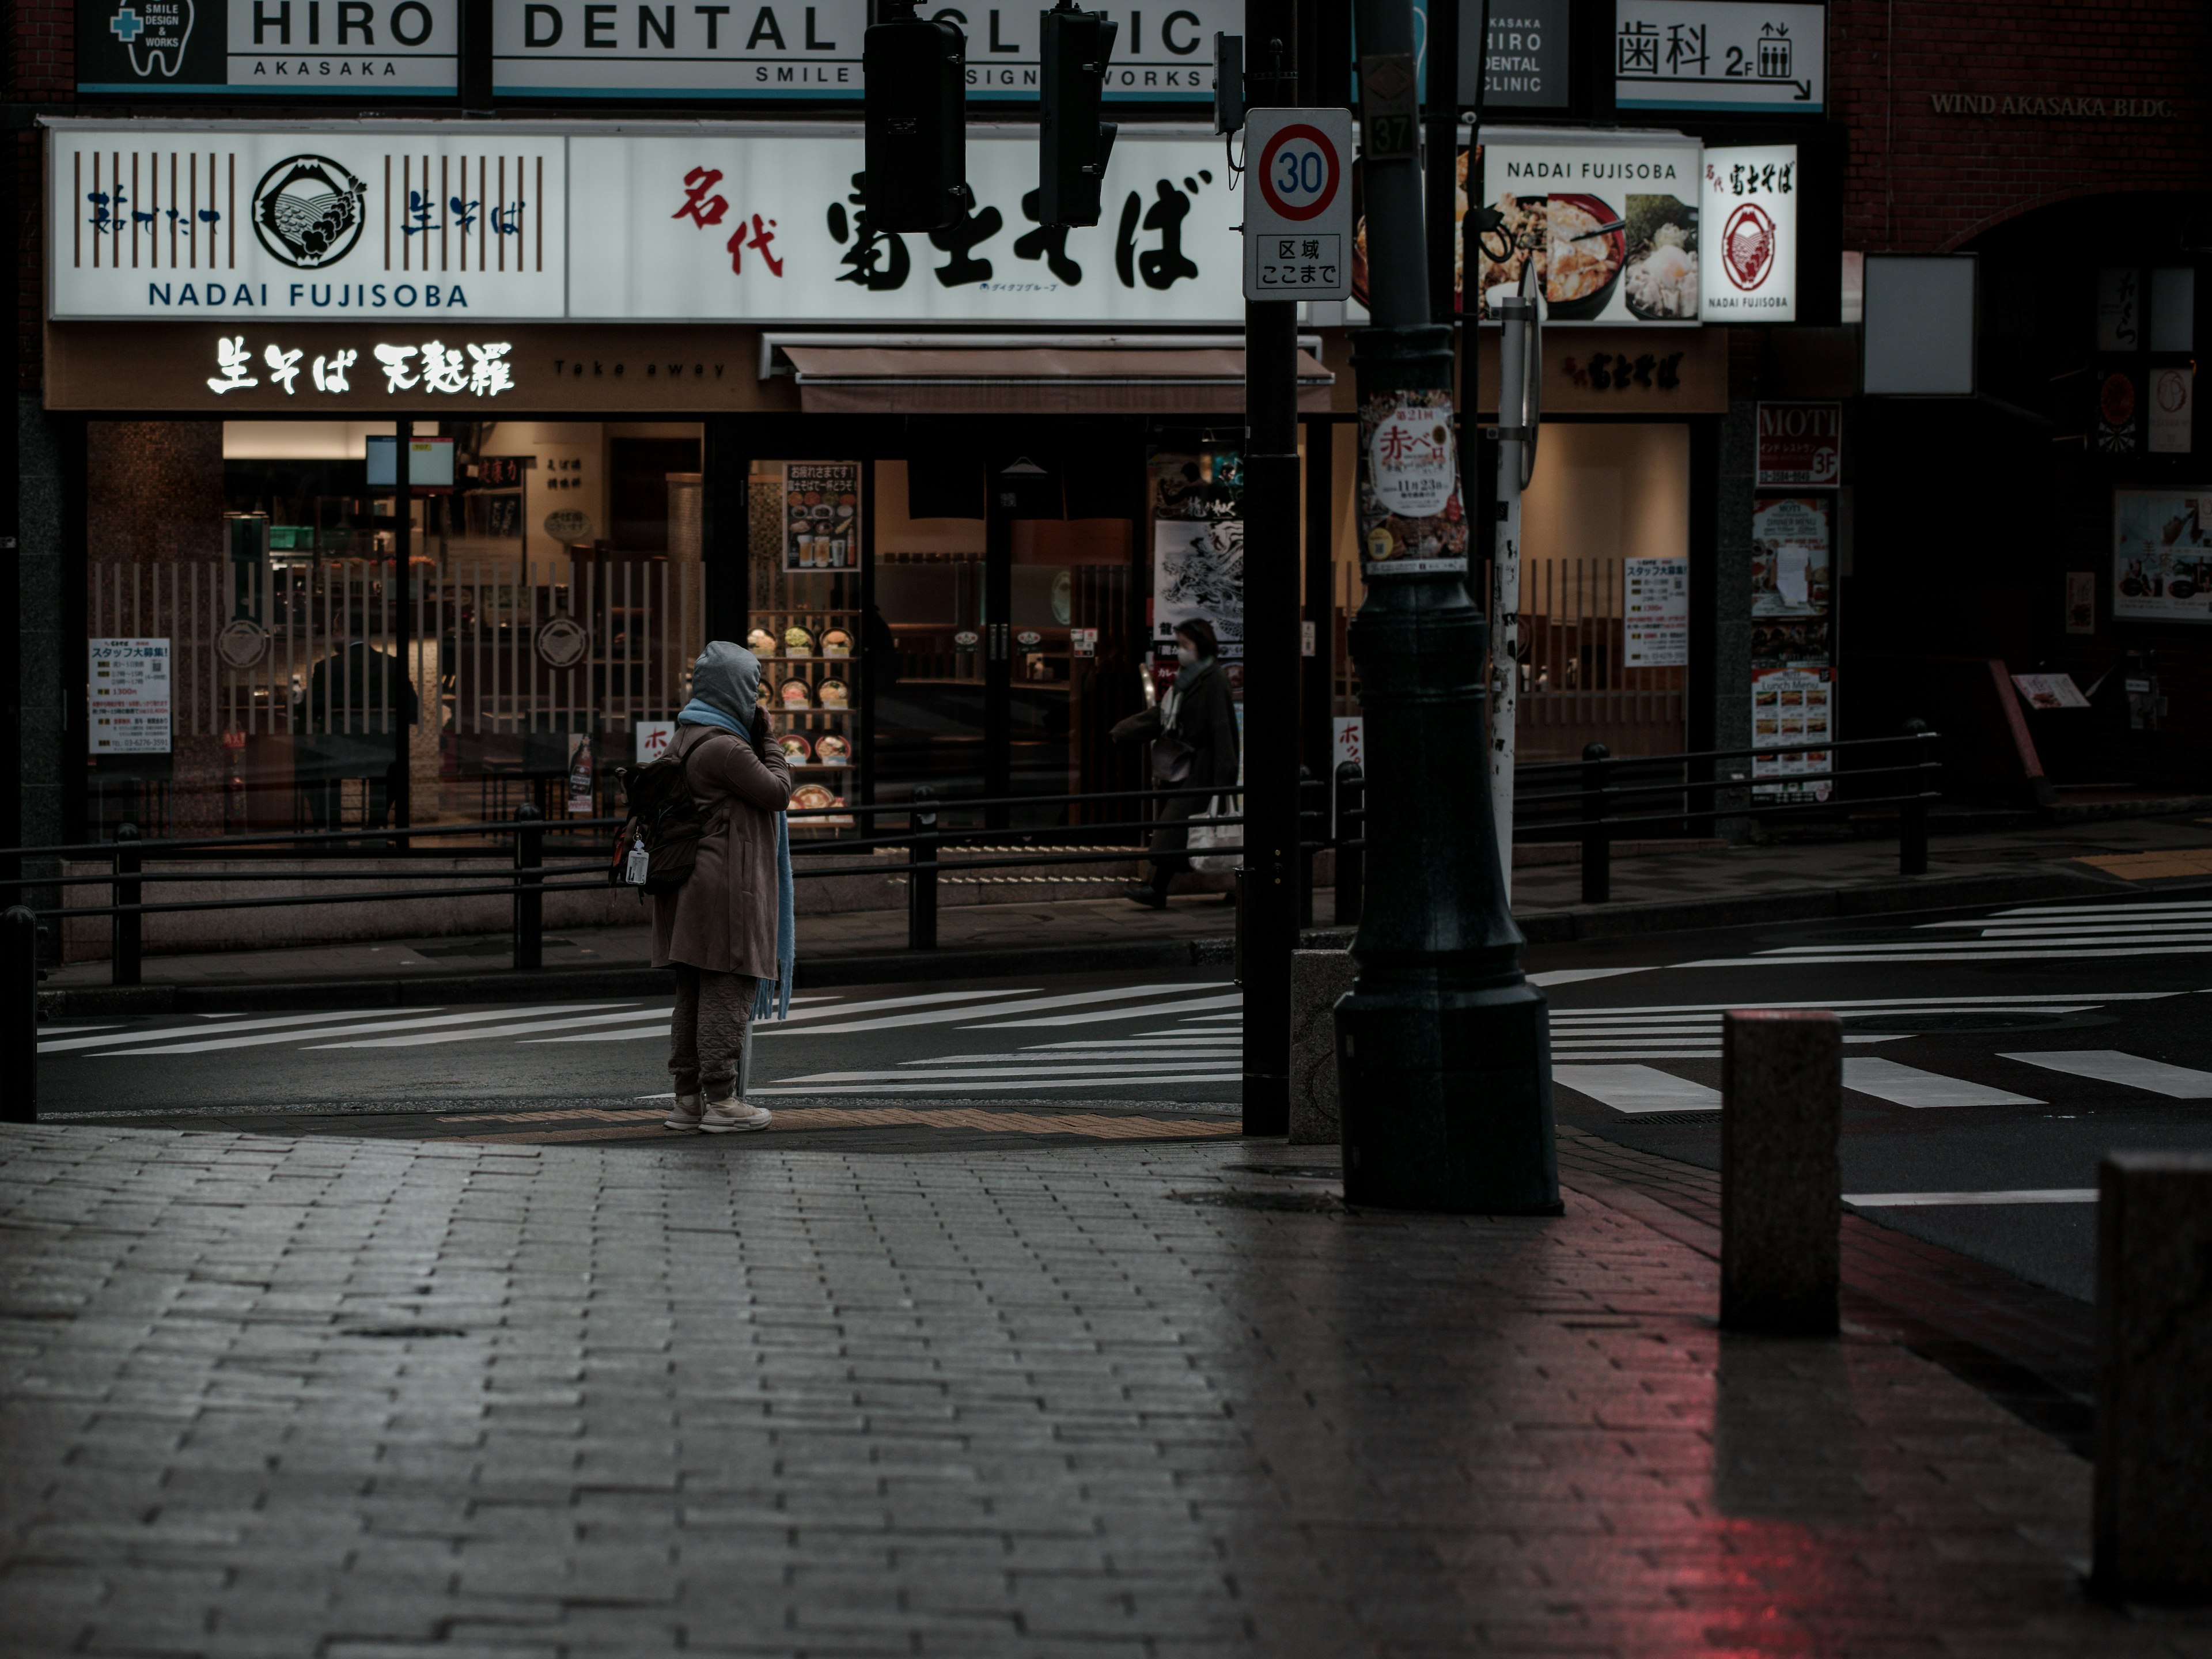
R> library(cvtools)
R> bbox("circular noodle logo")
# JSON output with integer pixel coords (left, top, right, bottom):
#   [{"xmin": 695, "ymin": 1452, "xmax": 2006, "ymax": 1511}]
[
  {"xmin": 251, "ymin": 155, "xmax": 368, "ymax": 270},
  {"xmin": 2157, "ymin": 369, "xmax": 2190, "ymax": 412},
  {"xmin": 535, "ymin": 615, "xmax": 589, "ymax": 671},
  {"xmin": 214, "ymin": 619, "xmax": 270, "ymax": 671},
  {"xmin": 1722, "ymin": 203, "xmax": 1777, "ymax": 292}
]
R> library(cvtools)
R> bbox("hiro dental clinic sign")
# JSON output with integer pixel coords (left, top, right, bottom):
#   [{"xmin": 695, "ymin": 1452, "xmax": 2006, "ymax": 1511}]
[
  {"xmin": 490, "ymin": 0, "xmax": 1230, "ymax": 101},
  {"xmin": 76, "ymin": 0, "xmax": 457, "ymax": 95},
  {"xmin": 51, "ymin": 127, "xmax": 567, "ymax": 319},
  {"xmin": 51, "ymin": 123, "xmax": 1245, "ymax": 325}
]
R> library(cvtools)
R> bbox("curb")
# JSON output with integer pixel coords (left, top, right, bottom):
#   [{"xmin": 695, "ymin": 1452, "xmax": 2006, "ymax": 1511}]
[{"xmin": 29, "ymin": 863, "xmax": 2129, "ymax": 1020}]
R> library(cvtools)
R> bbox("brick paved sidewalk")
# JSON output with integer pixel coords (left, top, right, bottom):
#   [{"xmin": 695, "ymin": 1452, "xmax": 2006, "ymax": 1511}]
[{"xmin": 4, "ymin": 1123, "xmax": 2210, "ymax": 1658}]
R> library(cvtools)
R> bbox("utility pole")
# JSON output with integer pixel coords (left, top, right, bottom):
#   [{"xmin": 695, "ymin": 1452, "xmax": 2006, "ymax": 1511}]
[
  {"xmin": 1333, "ymin": 0, "xmax": 1557, "ymax": 1213},
  {"xmin": 1239, "ymin": 0, "xmax": 1300, "ymax": 1137},
  {"xmin": 1489, "ymin": 270, "xmax": 1536, "ymax": 902}
]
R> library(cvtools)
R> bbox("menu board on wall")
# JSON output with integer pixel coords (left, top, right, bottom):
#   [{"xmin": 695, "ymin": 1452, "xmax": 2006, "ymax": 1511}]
[
  {"xmin": 1751, "ymin": 495, "xmax": 1831, "ymax": 616},
  {"xmin": 2112, "ymin": 488, "xmax": 2212, "ymax": 622},
  {"xmin": 1750, "ymin": 491, "xmax": 1832, "ymax": 800},
  {"xmin": 89, "ymin": 638, "xmax": 172, "ymax": 755},
  {"xmin": 782, "ymin": 463, "xmax": 861, "ymax": 571},
  {"xmin": 1473, "ymin": 132, "xmax": 1703, "ymax": 325},
  {"xmin": 1751, "ymin": 665, "xmax": 1833, "ymax": 800},
  {"xmin": 1623, "ymin": 556, "xmax": 1689, "ymax": 666}
]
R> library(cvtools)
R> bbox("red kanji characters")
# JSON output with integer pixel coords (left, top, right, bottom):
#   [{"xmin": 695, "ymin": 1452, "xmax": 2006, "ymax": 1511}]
[
  {"xmin": 673, "ymin": 167, "xmax": 729, "ymax": 227},
  {"xmin": 727, "ymin": 213, "xmax": 784, "ymax": 278}
]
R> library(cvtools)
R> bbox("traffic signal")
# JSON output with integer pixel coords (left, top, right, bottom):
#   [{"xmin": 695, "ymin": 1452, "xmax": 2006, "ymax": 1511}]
[
  {"xmin": 863, "ymin": 2, "xmax": 971, "ymax": 232},
  {"xmin": 1038, "ymin": 0, "xmax": 1118, "ymax": 228}
]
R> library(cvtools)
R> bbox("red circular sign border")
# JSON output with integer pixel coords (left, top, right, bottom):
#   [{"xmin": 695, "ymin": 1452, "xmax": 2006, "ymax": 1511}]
[{"xmin": 1256, "ymin": 123, "xmax": 1341, "ymax": 224}]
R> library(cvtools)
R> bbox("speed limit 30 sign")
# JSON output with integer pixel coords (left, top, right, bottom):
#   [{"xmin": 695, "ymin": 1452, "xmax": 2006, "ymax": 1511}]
[{"xmin": 1243, "ymin": 107, "xmax": 1354, "ymax": 302}]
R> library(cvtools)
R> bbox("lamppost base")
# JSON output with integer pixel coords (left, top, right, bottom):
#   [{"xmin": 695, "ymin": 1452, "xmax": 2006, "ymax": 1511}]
[{"xmin": 1338, "ymin": 965, "xmax": 1562, "ymax": 1214}]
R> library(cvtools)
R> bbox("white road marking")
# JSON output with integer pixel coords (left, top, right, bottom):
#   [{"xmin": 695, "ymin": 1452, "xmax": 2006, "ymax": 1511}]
[
  {"xmin": 1763, "ymin": 930, "xmax": 2212, "ymax": 954},
  {"xmin": 748, "ymin": 1074, "xmax": 1242, "ymax": 1097},
  {"xmin": 1529, "ymin": 967, "xmax": 1655, "ymax": 988},
  {"xmin": 33, "ymin": 1024, "xmax": 124, "ymax": 1036},
  {"xmin": 1995, "ymin": 1050, "xmax": 2212, "ymax": 1099},
  {"xmin": 1678, "ymin": 947, "xmax": 2212, "ymax": 967},
  {"xmin": 1844, "ymin": 1189, "xmax": 2096, "ymax": 1207},
  {"xmin": 759, "ymin": 989, "xmax": 1040, "ymax": 1028},
  {"xmin": 1551, "ymin": 993, "xmax": 2175, "ymax": 1017},
  {"xmin": 1023, "ymin": 1037, "xmax": 1241, "ymax": 1050},
  {"xmin": 779, "ymin": 1061, "xmax": 1248, "ymax": 1084},
  {"xmin": 1842, "ymin": 1057, "xmax": 2043, "ymax": 1108},
  {"xmin": 39, "ymin": 1006, "xmax": 416, "ymax": 1054},
  {"xmin": 1955, "ymin": 900, "xmax": 2212, "ymax": 919},
  {"xmin": 757, "ymin": 983, "xmax": 1230, "ymax": 1037},
  {"xmin": 965, "ymin": 993, "xmax": 1246, "ymax": 1029},
  {"xmin": 313, "ymin": 1007, "xmax": 679, "ymax": 1049},
  {"xmin": 1551, "ymin": 1065, "xmax": 1722, "ymax": 1113},
  {"xmin": 88, "ymin": 1004, "xmax": 634, "ymax": 1056},
  {"xmin": 528, "ymin": 1024, "xmax": 677, "ymax": 1044}
]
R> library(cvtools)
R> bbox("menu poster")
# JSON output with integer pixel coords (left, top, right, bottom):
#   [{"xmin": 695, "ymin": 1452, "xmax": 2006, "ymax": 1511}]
[
  {"xmin": 2011, "ymin": 673, "xmax": 2091, "ymax": 711},
  {"xmin": 1472, "ymin": 133, "xmax": 1704, "ymax": 326},
  {"xmin": 783, "ymin": 463, "xmax": 862, "ymax": 573},
  {"xmin": 1751, "ymin": 495, "xmax": 1831, "ymax": 618},
  {"xmin": 89, "ymin": 638, "xmax": 172, "ymax": 755},
  {"xmin": 2111, "ymin": 488, "xmax": 2212, "ymax": 622},
  {"xmin": 1623, "ymin": 555, "xmax": 1690, "ymax": 666},
  {"xmin": 2066, "ymin": 570, "xmax": 2097, "ymax": 634},
  {"xmin": 1751, "ymin": 664, "xmax": 1833, "ymax": 801}
]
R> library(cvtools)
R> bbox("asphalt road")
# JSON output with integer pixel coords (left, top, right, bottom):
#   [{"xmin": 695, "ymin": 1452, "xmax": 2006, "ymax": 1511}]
[{"xmin": 37, "ymin": 888, "xmax": 2212, "ymax": 1301}]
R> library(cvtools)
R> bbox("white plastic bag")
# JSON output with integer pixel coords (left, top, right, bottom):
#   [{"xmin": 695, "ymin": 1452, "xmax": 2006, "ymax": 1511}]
[{"xmin": 1186, "ymin": 796, "xmax": 1243, "ymax": 875}]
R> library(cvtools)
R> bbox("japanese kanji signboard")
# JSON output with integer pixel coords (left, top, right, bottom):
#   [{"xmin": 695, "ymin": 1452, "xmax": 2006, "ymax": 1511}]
[
  {"xmin": 1699, "ymin": 143, "xmax": 1797, "ymax": 321},
  {"xmin": 1243, "ymin": 108, "xmax": 1352, "ymax": 302},
  {"xmin": 1612, "ymin": 0, "xmax": 1824, "ymax": 113},
  {"xmin": 76, "ymin": 0, "xmax": 457, "ymax": 97}
]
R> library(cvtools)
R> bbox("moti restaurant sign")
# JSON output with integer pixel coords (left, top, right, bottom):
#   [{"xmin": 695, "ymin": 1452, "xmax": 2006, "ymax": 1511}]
[
  {"xmin": 490, "ymin": 0, "xmax": 1229, "ymax": 101},
  {"xmin": 75, "ymin": 0, "xmax": 457, "ymax": 95},
  {"xmin": 1756, "ymin": 400, "xmax": 1840, "ymax": 486}
]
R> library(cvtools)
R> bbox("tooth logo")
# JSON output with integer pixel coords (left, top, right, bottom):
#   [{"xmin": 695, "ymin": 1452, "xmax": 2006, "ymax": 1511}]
[
  {"xmin": 251, "ymin": 156, "xmax": 369, "ymax": 270},
  {"xmin": 109, "ymin": 0, "xmax": 193, "ymax": 78}
]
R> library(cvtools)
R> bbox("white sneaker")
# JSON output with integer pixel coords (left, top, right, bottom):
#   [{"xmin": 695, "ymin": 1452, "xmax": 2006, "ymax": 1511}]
[
  {"xmin": 699, "ymin": 1099, "xmax": 773, "ymax": 1134},
  {"xmin": 664, "ymin": 1092, "xmax": 704, "ymax": 1131}
]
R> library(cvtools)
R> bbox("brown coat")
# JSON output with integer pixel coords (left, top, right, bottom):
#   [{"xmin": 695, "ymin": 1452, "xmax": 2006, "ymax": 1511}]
[{"xmin": 649, "ymin": 723, "xmax": 793, "ymax": 978}]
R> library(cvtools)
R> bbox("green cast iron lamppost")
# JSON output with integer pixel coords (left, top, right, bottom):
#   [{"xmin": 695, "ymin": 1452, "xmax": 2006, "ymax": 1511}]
[{"xmin": 1334, "ymin": 0, "xmax": 1559, "ymax": 1215}]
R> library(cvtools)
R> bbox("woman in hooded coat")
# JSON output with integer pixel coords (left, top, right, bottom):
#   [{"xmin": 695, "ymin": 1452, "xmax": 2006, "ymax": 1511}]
[
  {"xmin": 653, "ymin": 641, "xmax": 792, "ymax": 1133},
  {"xmin": 1112, "ymin": 618, "xmax": 1240, "ymax": 908}
]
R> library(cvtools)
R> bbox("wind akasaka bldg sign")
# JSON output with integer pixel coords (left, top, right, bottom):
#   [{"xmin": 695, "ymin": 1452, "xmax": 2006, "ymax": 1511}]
[
  {"xmin": 76, "ymin": 0, "xmax": 457, "ymax": 96},
  {"xmin": 48, "ymin": 121, "xmax": 1244, "ymax": 326},
  {"xmin": 490, "ymin": 0, "xmax": 1229, "ymax": 101},
  {"xmin": 51, "ymin": 127, "xmax": 565, "ymax": 319}
]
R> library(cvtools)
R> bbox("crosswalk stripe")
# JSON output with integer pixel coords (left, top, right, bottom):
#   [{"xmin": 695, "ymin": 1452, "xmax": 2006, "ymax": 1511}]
[
  {"xmin": 1995, "ymin": 1050, "xmax": 2212, "ymax": 1099},
  {"xmin": 1972, "ymin": 900, "xmax": 2212, "ymax": 919},
  {"xmin": 1024, "ymin": 1037, "xmax": 1241, "ymax": 1050},
  {"xmin": 965, "ymin": 992, "xmax": 1246, "ymax": 1029},
  {"xmin": 1842, "ymin": 1056, "xmax": 2043, "ymax": 1108},
  {"xmin": 1529, "ymin": 967, "xmax": 1656, "ymax": 987},
  {"xmin": 1764, "ymin": 931, "xmax": 2212, "ymax": 954},
  {"xmin": 1549, "ymin": 993, "xmax": 2175, "ymax": 1016},
  {"xmin": 750, "ymin": 1074, "xmax": 1243, "ymax": 1096},
  {"xmin": 1679, "ymin": 947, "xmax": 2212, "ymax": 967},
  {"xmin": 310, "ymin": 1007, "xmax": 679, "ymax": 1049},
  {"xmin": 1551, "ymin": 1065, "xmax": 1722, "ymax": 1113},
  {"xmin": 784, "ymin": 1060, "xmax": 1247, "ymax": 1083},
  {"xmin": 919, "ymin": 1049, "xmax": 1241, "ymax": 1065},
  {"xmin": 40, "ymin": 1006, "xmax": 415, "ymax": 1054},
  {"xmin": 1845, "ymin": 1189, "xmax": 2096, "ymax": 1207},
  {"xmin": 755, "ymin": 983, "xmax": 1231, "ymax": 1037},
  {"xmin": 527, "ymin": 1023, "xmax": 675, "ymax": 1044},
  {"xmin": 86, "ymin": 1004, "xmax": 635, "ymax": 1057},
  {"xmin": 759, "ymin": 988, "xmax": 1033, "ymax": 1025}
]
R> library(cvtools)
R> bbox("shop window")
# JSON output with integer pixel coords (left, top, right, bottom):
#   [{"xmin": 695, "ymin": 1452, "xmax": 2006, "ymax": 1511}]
[
  {"xmin": 85, "ymin": 419, "xmax": 704, "ymax": 839},
  {"xmin": 748, "ymin": 459, "xmax": 862, "ymax": 829}
]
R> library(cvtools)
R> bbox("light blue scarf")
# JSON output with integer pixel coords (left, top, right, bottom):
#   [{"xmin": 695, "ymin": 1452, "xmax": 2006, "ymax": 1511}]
[{"xmin": 677, "ymin": 640, "xmax": 796, "ymax": 1022}]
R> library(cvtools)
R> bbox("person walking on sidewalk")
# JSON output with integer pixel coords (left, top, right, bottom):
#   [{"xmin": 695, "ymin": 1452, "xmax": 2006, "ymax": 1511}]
[
  {"xmin": 654, "ymin": 641, "xmax": 796, "ymax": 1134},
  {"xmin": 1113, "ymin": 618, "xmax": 1240, "ymax": 909}
]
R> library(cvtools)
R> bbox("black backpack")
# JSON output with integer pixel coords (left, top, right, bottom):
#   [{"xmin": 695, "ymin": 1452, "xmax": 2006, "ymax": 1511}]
[{"xmin": 611, "ymin": 738, "xmax": 722, "ymax": 895}]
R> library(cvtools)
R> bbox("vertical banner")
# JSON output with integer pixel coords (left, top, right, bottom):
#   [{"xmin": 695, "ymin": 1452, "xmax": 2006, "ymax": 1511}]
[
  {"xmin": 89, "ymin": 638, "xmax": 173, "ymax": 753},
  {"xmin": 782, "ymin": 463, "xmax": 861, "ymax": 571}
]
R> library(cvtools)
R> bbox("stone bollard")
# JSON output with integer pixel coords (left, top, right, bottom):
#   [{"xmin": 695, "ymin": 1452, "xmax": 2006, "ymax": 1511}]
[
  {"xmin": 2094, "ymin": 1151, "xmax": 2212, "ymax": 1601},
  {"xmin": 1287, "ymin": 950, "xmax": 1358, "ymax": 1145},
  {"xmin": 1721, "ymin": 1009, "xmax": 1842, "ymax": 1335}
]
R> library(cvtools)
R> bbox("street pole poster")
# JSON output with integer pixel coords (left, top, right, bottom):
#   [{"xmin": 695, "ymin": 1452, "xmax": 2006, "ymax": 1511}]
[{"xmin": 89, "ymin": 638, "xmax": 172, "ymax": 755}]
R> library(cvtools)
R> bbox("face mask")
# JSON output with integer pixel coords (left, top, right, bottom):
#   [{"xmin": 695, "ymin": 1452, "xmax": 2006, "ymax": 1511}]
[{"xmin": 1175, "ymin": 646, "xmax": 1198, "ymax": 666}]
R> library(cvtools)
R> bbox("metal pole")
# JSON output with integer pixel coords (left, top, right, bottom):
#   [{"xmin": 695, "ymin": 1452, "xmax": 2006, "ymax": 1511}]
[
  {"xmin": 1899, "ymin": 718, "xmax": 1930, "ymax": 876},
  {"xmin": 1336, "ymin": 0, "xmax": 1556, "ymax": 1215},
  {"xmin": 511, "ymin": 801, "xmax": 543, "ymax": 970},
  {"xmin": 908, "ymin": 786, "xmax": 938, "ymax": 950},
  {"xmin": 2, "ymin": 905, "xmax": 34, "ymax": 1124},
  {"xmin": 1490, "ymin": 272, "xmax": 1536, "ymax": 906},
  {"xmin": 1422, "ymin": 0, "xmax": 1458, "ymax": 328},
  {"xmin": 393, "ymin": 419, "xmax": 414, "ymax": 835},
  {"xmin": 1240, "ymin": 0, "xmax": 1301, "ymax": 1138},
  {"xmin": 1334, "ymin": 759, "xmax": 1363, "ymax": 926},
  {"xmin": 1579, "ymin": 741, "xmax": 1610, "ymax": 905},
  {"xmin": 111, "ymin": 821, "xmax": 141, "ymax": 988}
]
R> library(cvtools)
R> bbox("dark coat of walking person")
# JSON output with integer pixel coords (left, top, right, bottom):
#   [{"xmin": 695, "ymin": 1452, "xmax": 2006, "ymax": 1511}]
[
  {"xmin": 1112, "ymin": 618, "xmax": 1241, "ymax": 908},
  {"xmin": 652, "ymin": 641, "xmax": 793, "ymax": 1134}
]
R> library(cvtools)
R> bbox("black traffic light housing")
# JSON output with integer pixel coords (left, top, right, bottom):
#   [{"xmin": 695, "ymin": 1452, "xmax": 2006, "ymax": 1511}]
[
  {"xmin": 864, "ymin": 1, "xmax": 972, "ymax": 232},
  {"xmin": 1038, "ymin": 0, "xmax": 1118, "ymax": 228}
]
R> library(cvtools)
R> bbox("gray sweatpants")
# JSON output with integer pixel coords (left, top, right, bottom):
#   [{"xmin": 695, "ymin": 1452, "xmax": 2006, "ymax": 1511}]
[{"xmin": 669, "ymin": 966, "xmax": 759, "ymax": 1103}]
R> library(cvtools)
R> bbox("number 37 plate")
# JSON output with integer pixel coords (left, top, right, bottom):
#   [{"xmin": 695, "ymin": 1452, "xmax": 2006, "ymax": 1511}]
[{"xmin": 1243, "ymin": 107, "xmax": 1355, "ymax": 302}]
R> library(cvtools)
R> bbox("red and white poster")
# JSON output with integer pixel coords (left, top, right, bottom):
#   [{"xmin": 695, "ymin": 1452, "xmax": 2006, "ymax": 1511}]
[{"xmin": 1699, "ymin": 145, "xmax": 1798, "ymax": 322}]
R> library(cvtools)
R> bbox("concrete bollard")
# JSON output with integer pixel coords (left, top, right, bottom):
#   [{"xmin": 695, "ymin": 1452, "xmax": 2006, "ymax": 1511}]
[
  {"xmin": 2094, "ymin": 1151, "xmax": 2212, "ymax": 1601},
  {"xmin": 1288, "ymin": 949, "xmax": 1358, "ymax": 1145},
  {"xmin": 1721, "ymin": 1009, "xmax": 1842, "ymax": 1335}
]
